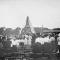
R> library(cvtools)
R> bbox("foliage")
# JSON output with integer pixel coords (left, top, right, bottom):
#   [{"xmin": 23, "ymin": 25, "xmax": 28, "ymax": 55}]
[
  {"xmin": 32, "ymin": 40, "xmax": 57, "ymax": 53},
  {"xmin": 0, "ymin": 27, "xmax": 5, "ymax": 36}
]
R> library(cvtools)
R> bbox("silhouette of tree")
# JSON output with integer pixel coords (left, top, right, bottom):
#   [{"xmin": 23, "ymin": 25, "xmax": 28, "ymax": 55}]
[{"xmin": 0, "ymin": 27, "xmax": 5, "ymax": 36}]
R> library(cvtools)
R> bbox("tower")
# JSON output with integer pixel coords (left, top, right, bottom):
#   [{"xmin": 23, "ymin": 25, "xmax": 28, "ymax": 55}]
[
  {"xmin": 25, "ymin": 16, "xmax": 30, "ymax": 28},
  {"xmin": 21, "ymin": 16, "xmax": 35, "ymax": 35},
  {"xmin": 40, "ymin": 25, "xmax": 43, "ymax": 35}
]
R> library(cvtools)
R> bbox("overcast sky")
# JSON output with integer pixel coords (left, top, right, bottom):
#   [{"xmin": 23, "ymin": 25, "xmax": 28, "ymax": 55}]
[{"xmin": 0, "ymin": 0, "xmax": 60, "ymax": 29}]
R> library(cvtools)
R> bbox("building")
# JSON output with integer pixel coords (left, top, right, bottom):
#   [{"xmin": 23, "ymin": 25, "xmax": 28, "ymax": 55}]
[
  {"xmin": 21, "ymin": 16, "xmax": 52, "ymax": 36},
  {"xmin": 21, "ymin": 16, "xmax": 36, "ymax": 36},
  {"xmin": 20, "ymin": 16, "xmax": 53, "ymax": 45}
]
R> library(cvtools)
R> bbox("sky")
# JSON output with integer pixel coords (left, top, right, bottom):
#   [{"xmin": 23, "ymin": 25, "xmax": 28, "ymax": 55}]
[{"xmin": 0, "ymin": 0, "xmax": 60, "ymax": 29}]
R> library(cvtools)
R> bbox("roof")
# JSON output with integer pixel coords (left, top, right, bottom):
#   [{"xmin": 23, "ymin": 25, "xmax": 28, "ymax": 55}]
[
  {"xmin": 21, "ymin": 16, "xmax": 53, "ymax": 35},
  {"xmin": 34, "ymin": 27, "xmax": 52, "ymax": 33},
  {"xmin": 21, "ymin": 27, "xmax": 53, "ymax": 36}
]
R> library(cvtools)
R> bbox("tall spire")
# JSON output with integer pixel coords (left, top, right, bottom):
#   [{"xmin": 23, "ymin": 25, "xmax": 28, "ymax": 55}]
[
  {"xmin": 25, "ymin": 16, "xmax": 36, "ymax": 33},
  {"xmin": 21, "ymin": 16, "xmax": 36, "ymax": 35},
  {"xmin": 25, "ymin": 16, "xmax": 30, "ymax": 27}
]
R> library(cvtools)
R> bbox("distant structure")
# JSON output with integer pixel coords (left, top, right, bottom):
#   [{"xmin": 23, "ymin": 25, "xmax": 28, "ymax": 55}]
[
  {"xmin": 20, "ymin": 16, "xmax": 54, "ymax": 40},
  {"xmin": 25, "ymin": 16, "xmax": 30, "ymax": 27},
  {"xmin": 21, "ymin": 16, "xmax": 36, "ymax": 36}
]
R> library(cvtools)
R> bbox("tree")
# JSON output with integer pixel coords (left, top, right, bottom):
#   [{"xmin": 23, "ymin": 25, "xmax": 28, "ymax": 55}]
[
  {"xmin": 32, "ymin": 40, "xmax": 56, "ymax": 53},
  {"xmin": 0, "ymin": 27, "xmax": 5, "ymax": 36},
  {"xmin": 53, "ymin": 28, "xmax": 60, "ymax": 35},
  {"xmin": 4, "ymin": 28, "xmax": 12, "ymax": 37}
]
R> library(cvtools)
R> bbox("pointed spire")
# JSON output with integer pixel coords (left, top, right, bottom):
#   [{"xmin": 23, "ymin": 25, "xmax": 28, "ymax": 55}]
[
  {"xmin": 21, "ymin": 16, "xmax": 36, "ymax": 35},
  {"xmin": 26, "ymin": 16, "xmax": 36, "ymax": 34},
  {"xmin": 27, "ymin": 16, "xmax": 29, "ymax": 21},
  {"xmin": 25, "ymin": 16, "xmax": 30, "ymax": 27}
]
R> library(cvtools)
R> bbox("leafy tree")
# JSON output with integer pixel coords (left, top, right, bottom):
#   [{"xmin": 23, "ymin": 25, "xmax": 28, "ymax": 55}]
[
  {"xmin": 0, "ymin": 27, "xmax": 5, "ymax": 36},
  {"xmin": 32, "ymin": 41, "xmax": 56, "ymax": 53}
]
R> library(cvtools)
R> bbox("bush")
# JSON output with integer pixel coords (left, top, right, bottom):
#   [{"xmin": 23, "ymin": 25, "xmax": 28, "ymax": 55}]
[{"xmin": 32, "ymin": 41, "xmax": 57, "ymax": 53}]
